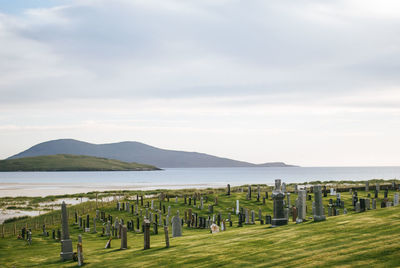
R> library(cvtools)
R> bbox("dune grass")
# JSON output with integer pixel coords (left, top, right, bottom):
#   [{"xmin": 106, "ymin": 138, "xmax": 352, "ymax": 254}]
[{"xmin": 0, "ymin": 187, "xmax": 400, "ymax": 267}]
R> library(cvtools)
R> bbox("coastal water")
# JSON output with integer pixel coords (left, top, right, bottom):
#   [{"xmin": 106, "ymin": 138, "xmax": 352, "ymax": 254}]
[{"xmin": 0, "ymin": 167, "xmax": 399, "ymax": 197}]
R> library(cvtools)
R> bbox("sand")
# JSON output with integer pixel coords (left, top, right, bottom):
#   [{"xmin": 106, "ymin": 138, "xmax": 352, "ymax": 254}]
[{"xmin": 0, "ymin": 182, "xmax": 222, "ymax": 197}]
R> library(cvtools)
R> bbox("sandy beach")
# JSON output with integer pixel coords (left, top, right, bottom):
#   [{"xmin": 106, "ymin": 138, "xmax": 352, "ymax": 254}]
[{"xmin": 0, "ymin": 182, "xmax": 224, "ymax": 197}]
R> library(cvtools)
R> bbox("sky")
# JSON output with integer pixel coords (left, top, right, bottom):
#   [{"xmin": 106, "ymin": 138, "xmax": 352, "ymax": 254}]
[{"xmin": 0, "ymin": 0, "xmax": 400, "ymax": 166}]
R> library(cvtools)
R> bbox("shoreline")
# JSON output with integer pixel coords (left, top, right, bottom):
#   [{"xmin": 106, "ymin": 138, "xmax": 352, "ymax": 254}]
[{"xmin": 0, "ymin": 182, "xmax": 235, "ymax": 197}]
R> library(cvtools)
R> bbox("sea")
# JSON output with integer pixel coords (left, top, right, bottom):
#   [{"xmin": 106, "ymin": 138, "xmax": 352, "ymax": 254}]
[{"xmin": 0, "ymin": 166, "xmax": 399, "ymax": 194}]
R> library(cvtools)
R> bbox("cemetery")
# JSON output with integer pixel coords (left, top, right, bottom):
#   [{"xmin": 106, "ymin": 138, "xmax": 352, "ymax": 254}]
[{"xmin": 1, "ymin": 180, "xmax": 400, "ymax": 267}]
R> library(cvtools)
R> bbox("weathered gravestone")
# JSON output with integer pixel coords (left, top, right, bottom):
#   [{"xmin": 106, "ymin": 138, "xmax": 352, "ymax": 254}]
[
  {"xmin": 271, "ymin": 179, "xmax": 288, "ymax": 227},
  {"xmin": 120, "ymin": 225, "xmax": 127, "ymax": 250},
  {"xmin": 313, "ymin": 185, "xmax": 326, "ymax": 222},
  {"xmin": 60, "ymin": 202, "xmax": 73, "ymax": 261},
  {"xmin": 143, "ymin": 220, "xmax": 151, "ymax": 250},
  {"xmin": 172, "ymin": 214, "xmax": 182, "ymax": 237},
  {"xmin": 77, "ymin": 235, "xmax": 84, "ymax": 266},
  {"xmin": 394, "ymin": 193, "xmax": 399, "ymax": 206},
  {"xmin": 296, "ymin": 190, "xmax": 306, "ymax": 223}
]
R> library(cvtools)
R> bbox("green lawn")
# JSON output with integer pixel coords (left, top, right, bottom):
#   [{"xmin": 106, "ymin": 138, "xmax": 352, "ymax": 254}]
[{"xmin": 1, "ymin": 187, "xmax": 400, "ymax": 267}]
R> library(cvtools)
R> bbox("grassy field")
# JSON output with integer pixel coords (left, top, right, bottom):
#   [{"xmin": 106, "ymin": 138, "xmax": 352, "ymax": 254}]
[
  {"xmin": 0, "ymin": 186, "xmax": 400, "ymax": 267},
  {"xmin": 0, "ymin": 154, "xmax": 160, "ymax": 171}
]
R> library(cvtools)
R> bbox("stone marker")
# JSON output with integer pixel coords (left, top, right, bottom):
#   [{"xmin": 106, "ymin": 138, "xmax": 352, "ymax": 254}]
[
  {"xmin": 272, "ymin": 179, "xmax": 288, "ymax": 227},
  {"xmin": 313, "ymin": 185, "xmax": 326, "ymax": 222},
  {"xmin": 172, "ymin": 214, "xmax": 182, "ymax": 237},
  {"xmin": 106, "ymin": 221, "xmax": 111, "ymax": 236},
  {"xmin": 77, "ymin": 235, "xmax": 84, "ymax": 266},
  {"xmin": 120, "ymin": 225, "xmax": 127, "ymax": 250},
  {"xmin": 144, "ymin": 220, "xmax": 151, "ymax": 250},
  {"xmin": 164, "ymin": 226, "xmax": 170, "ymax": 248},
  {"xmin": 355, "ymin": 202, "xmax": 361, "ymax": 212},
  {"xmin": 60, "ymin": 202, "xmax": 73, "ymax": 261},
  {"xmin": 394, "ymin": 193, "xmax": 399, "ymax": 206},
  {"xmin": 296, "ymin": 190, "xmax": 306, "ymax": 223},
  {"xmin": 27, "ymin": 230, "xmax": 32, "ymax": 245},
  {"xmin": 227, "ymin": 184, "xmax": 231, "ymax": 195},
  {"xmin": 365, "ymin": 181, "xmax": 369, "ymax": 192},
  {"xmin": 292, "ymin": 207, "xmax": 297, "ymax": 222},
  {"xmin": 236, "ymin": 200, "xmax": 240, "ymax": 215}
]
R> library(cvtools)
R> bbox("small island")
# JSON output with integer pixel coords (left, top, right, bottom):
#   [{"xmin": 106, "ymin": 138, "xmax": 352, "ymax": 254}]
[{"xmin": 0, "ymin": 154, "xmax": 160, "ymax": 171}]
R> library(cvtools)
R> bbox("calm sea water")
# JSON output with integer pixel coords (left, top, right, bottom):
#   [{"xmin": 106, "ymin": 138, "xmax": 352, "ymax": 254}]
[{"xmin": 0, "ymin": 166, "xmax": 399, "ymax": 187}]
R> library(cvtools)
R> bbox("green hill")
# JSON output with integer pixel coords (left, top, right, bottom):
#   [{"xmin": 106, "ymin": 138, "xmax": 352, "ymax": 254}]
[{"xmin": 0, "ymin": 154, "xmax": 160, "ymax": 171}]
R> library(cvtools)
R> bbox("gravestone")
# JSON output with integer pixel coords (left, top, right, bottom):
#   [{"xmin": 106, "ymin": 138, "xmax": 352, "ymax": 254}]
[
  {"xmin": 330, "ymin": 188, "xmax": 336, "ymax": 196},
  {"xmin": 360, "ymin": 199, "xmax": 366, "ymax": 212},
  {"xmin": 85, "ymin": 214, "xmax": 90, "ymax": 232},
  {"xmin": 365, "ymin": 181, "xmax": 369, "ymax": 192},
  {"xmin": 296, "ymin": 190, "xmax": 307, "ymax": 223},
  {"xmin": 236, "ymin": 200, "xmax": 240, "ymax": 215},
  {"xmin": 292, "ymin": 207, "xmax": 297, "ymax": 222},
  {"xmin": 92, "ymin": 217, "xmax": 97, "ymax": 233},
  {"xmin": 294, "ymin": 184, "xmax": 298, "ymax": 193},
  {"xmin": 365, "ymin": 198, "xmax": 370, "ymax": 210},
  {"xmin": 79, "ymin": 216, "xmax": 82, "ymax": 230},
  {"xmin": 376, "ymin": 183, "xmax": 380, "ymax": 192},
  {"xmin": 120, "ymin": 225, "xmax": 127, "ymax": 250},
  {"xmin": 355, "ymin": 202, "xmax": 361, "ymax": 212},
  {"xmin": 159, "ymin": 212, "xmax": 163, "ymax": 226},
  {"xmin": 106, "ymin": 221, "xmax": 111, "ymax": 236},
  {"xmin": 287, "ymin": 193, "xmax": 291, "ymax": 208},
  {"xmin": 227, "ymin": 184, "xmax": 231, "ymax": 195},
  {"xmin": 60, "ymin": 202, "xmax": 73, "ymax": 261},
  {"xmin": 248, "ymin": 186, "xmax": 252, "ymax": 199},
  {"xmin": 27, "ymin": 231, "xmax": 32, "ymax": 245},
  {"xmin": 394, "ymin": 193, "xmax": 399, "ymax": 206},
  {"xmin": 266, "ymin": 215, "xmax": 272, "ymax": 225},
  {"xmin": 77, "ymin": 235, "xmax": 84, "ymax": 266},
  {"xmin": 271, "ymin": 179, "xmax": 288, "ymax": 227},
  {"xmin": 164, "ymin": 226, "xmax": 170, "ymax": 248},
  {"xmin": 313, "ymin": 185, "xmax": 326, "ymax": 222},
  {"xmin": 144, "ymin": 220, "xmax": 151, "ymax": 250},
  {"xmin": 172, "ymin": 214, "xmax": 182, "ymax": 237},
  {"xmin": 282, "ymin": 183, "xmax": 286, "ymax": 193}
]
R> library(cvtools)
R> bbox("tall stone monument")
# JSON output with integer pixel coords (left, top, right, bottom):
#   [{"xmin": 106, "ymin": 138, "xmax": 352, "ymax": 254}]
[
  {"xmin": 271, "ymin": 179, "xmax": 288, "ymax": 227},
  {"xmin": 60, "ymin": 201, "xmax": 73, "ymax": 261},
  {"xmin": 313, "ymin": 185, "xmax": 326, "ymax": 222},
  {"xmin": 296, "ymin": 189, "xmax": 306, "ymax": 223}
]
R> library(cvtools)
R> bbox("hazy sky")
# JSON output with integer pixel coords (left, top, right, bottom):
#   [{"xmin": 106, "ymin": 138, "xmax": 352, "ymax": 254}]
[{"xmin": 1, "ymin": 0, "xmax": 400, "ymax": 166}]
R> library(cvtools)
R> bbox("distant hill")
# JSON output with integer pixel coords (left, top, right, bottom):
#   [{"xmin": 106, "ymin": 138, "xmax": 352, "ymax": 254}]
[
  {"xmin": 7, "ymin": 139, "xmax": 296, "ymax": 168},
  {"xmin": 257, "ymin": 162, "xmax": 297, "ymax": 167},
  {"xmin": 0, "ymin": 154, "xmax": 160, "ymax": 171}
]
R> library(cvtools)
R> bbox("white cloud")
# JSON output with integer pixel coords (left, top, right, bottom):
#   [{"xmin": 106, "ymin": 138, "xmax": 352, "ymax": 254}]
[{"xmin": 0, "ymin": 0, "xmax": 400, "ymax": 165}]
